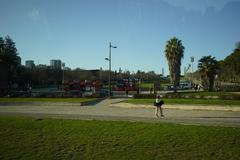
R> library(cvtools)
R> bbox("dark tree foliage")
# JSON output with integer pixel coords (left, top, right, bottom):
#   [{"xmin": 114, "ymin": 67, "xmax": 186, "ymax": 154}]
[
  {"xmin": 219, "ymin": 46, "xmax": 240, "ymax": 83},
  {"xmin": 235, "ymin": 41, "xmax": 240, "ymax": 52},
  {"xmin": 0, "ymin": 36, "xmax": 21, "ymax": 88},
  {"xmin": 198, "ymin": 56, "xmax": 218, "ymax": 91}
]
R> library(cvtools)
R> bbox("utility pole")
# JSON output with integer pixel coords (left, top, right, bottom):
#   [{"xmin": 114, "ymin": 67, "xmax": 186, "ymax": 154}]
[
  {"xmin": 190, "ymin": 57, "xmax": 194, "ymax": 86},
  {"xmin": 62, "ymin": 62, "xmax": 65, "ymax": 84}
]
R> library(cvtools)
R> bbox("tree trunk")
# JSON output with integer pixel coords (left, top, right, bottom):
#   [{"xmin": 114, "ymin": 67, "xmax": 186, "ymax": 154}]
[{"xmin": 208, "ymin": 77, "xmax": 214, "ymax": 91}]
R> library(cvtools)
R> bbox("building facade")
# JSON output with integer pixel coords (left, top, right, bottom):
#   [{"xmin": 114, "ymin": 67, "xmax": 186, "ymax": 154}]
[
  {"xmin": 37, "ymin": 64, "xmax": 48, "ymax": 69},
  {"xmin": 50, "ymin": 59, "xmax": 62, "ymax": 69},
  {"xmin": 25, "ymin": 60, "xmax": 35, "ymax": 69}
]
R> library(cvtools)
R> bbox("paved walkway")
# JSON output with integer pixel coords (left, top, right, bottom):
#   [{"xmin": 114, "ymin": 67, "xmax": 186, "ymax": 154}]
[{"xmin": 0, "ymin": 98, "xmax": 240, "ymax": 127}]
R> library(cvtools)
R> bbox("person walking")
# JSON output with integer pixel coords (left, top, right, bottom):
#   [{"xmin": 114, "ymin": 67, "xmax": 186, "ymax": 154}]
[{"xmin": 155, "ymin": 95, "xmax": 164, "ymax": 117}]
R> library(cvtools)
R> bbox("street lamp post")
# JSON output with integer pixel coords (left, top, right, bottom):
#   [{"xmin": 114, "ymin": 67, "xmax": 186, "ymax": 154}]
[
  {"xmin": 62, "ymin": 62, "xmax": 65, "ymax": 84},
  {"xmin": 105, "ymin": 42, "xmax": 117, "ymax": 97},
  {"xmin": 190, "ymin": 56, "xmax": 194, "ymax": 87}
]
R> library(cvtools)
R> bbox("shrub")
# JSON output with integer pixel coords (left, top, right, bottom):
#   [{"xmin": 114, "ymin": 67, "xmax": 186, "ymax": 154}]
[
  {"xmin": 133, "ymin": 92, "xmax": 240, "ymax": 100},
  {"xmin": 164, "ymin": 92, "xmax": 240, "ymax": 100},
  {"xmin": 164, "ymin": 92, "xmax": 191, "ymax": 98},
  {"xmin": 221, "ymin": 85, "xmax": 240, "ymax": 92},
  {"xmin": 133, "ymin": 94, "xmax": 156, "ymax": 99},
  {"xmin": 219, "ymin": 94, "xmax": 240, "ymax": 100}
]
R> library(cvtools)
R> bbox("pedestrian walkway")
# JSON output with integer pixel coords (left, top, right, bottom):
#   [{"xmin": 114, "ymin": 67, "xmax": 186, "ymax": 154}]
[{"xmin": 0, "ymin": 98, "xmax": 240, "ymax": 127}]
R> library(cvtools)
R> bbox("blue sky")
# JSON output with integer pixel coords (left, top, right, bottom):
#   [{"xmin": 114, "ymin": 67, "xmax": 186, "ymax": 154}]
[{"xmin": 0, "ymin": 0, "xmax": 240, "ymax": 74}]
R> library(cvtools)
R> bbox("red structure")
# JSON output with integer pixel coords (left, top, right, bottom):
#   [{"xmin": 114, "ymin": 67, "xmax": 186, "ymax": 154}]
[{"xmin": 63, "ymin": 80, "xmax": 102, "ymax": 92}]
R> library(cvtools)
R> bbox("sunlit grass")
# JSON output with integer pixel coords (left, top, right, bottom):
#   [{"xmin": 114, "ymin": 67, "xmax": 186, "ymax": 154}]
[{"xmin": 0, "ymin": 116, "xmax": 239, "ymax": 160}]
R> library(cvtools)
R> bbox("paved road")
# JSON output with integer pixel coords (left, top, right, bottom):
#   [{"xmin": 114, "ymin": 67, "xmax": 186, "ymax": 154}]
[{"xmin": 0, "ymin": 98, "xmax": 240, "ymax": 127}]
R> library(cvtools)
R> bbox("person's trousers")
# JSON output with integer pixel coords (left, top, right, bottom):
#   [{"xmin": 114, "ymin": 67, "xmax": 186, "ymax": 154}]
[{"xmin": 155, "ymin": 106, "xmax": 163, "ymax": 117}]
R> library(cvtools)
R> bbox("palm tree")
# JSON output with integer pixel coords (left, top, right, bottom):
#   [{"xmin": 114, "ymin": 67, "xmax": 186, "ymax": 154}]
[
  {"xmin": 165, "ymin": 37, "xmax": 184, "ymax": 92},
  {"xmin": 198, "ymin": 56, "xmax": 218, "ymax": 91}
]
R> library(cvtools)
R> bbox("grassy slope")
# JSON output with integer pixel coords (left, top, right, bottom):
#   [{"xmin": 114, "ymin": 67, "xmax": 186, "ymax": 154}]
[
  {"xmin": 0, "ymin": 98, "xmax": 97, "ymax": 103},
  {"xmin": 0, "ymin": 116, "xmax": 240, "ymax": 160},
  {"xmin": 127, "ymin": 98, "xmax": 240, "ymax": 106}
]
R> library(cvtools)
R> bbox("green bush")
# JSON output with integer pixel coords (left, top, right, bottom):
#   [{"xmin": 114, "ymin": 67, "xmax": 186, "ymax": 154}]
[
  {"xmin": 219, "ymin": 94, "xmax": 240, "ymax": 100},
  {"xmin": 133, "ymin": 94, "xmax": 156, "ymax": 99},
  {"xmin": 134, "ymin": 92, "xmax": 240, "ymax": 100},
  {"xmin": 164, "ymin": 92, "xmax": 195, "ymax": 99},
  {"xmin": 221, "ymin": 85, "xmax": 240, "ymax": 92},
  {"xmin": 164, "ymin": 92, "xmax": 240, "ymax": 100}
]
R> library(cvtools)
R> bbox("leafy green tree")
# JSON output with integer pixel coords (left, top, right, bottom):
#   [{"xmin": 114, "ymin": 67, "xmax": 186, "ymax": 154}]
[
  {"xmin": 235, "ymin": 41, "xmax": 240, "ymax": 52},
  {"xmin": 198, "ymin": 56, "xmax": 218, "ymax": 91},
  {"xmin": 0, "ymin": 36, "xmax": 21, "ymax": 88},
  {"xmin": 0, "ymin": 36, "xmax": 20, "ymax": 66},
  {"xmin": 219, "ymin": 42, "xmax": 240, "ymax": 83},
  {"xmin": 164, "ymin": 37, "xmax": 184, "ymax": 92}
]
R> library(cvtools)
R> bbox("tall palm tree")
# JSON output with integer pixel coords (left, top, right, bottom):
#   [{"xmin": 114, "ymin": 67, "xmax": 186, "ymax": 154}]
[
  {"xmin": 165, "ymin": 37, "xmax": 184, "ymax": 92},
  {"xmin": 198, "ymin": 56, "xmax": 218, "ymax": 91}
]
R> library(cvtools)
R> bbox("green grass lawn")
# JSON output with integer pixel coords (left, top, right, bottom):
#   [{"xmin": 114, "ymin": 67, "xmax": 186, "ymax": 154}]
[
  {"xmin": 0, "ymin": 116, "xmax": 240, "ymax": 160},
  {"xmin": 0, "ymin": 98, "xmax": 97, "ymax": 103},
  {"xmin": 0, "ymin": 116, "xmax": 239, "ymax": 160},
  {"xmin": 140, "ymin": 83, "xmax": 154, "ymax": 89},
  {"xmin": 127, "ymin": 98, "xmax": 240, "ymax": 106}
]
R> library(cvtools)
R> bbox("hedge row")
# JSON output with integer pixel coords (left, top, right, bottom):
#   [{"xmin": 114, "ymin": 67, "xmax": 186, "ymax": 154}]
[
  {"xmin": 133, "ymin": 94, "xmax": 156, "ymax": 99},
  {"xmin": 133, "ymin": 93, "xmax": 240, "ymax": 100}
]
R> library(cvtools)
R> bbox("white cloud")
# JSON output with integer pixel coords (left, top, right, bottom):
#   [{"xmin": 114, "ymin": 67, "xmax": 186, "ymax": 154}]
[
  {"xmin": 28, "ymin": 9, "xmax": 40, "ymax": 20},
  {"xmin": 163, "ymin": 0, "xmax": 240, "ymax": 13}
]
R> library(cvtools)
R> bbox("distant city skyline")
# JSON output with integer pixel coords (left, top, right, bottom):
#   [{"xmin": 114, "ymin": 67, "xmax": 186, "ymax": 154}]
[
  {"xmin": 24, "ymin": 59, "xmax": 100, "ymax": 70},
  {"xmin": 1, "ymin": 0, "xmax": 240, "ymax": 74}
]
